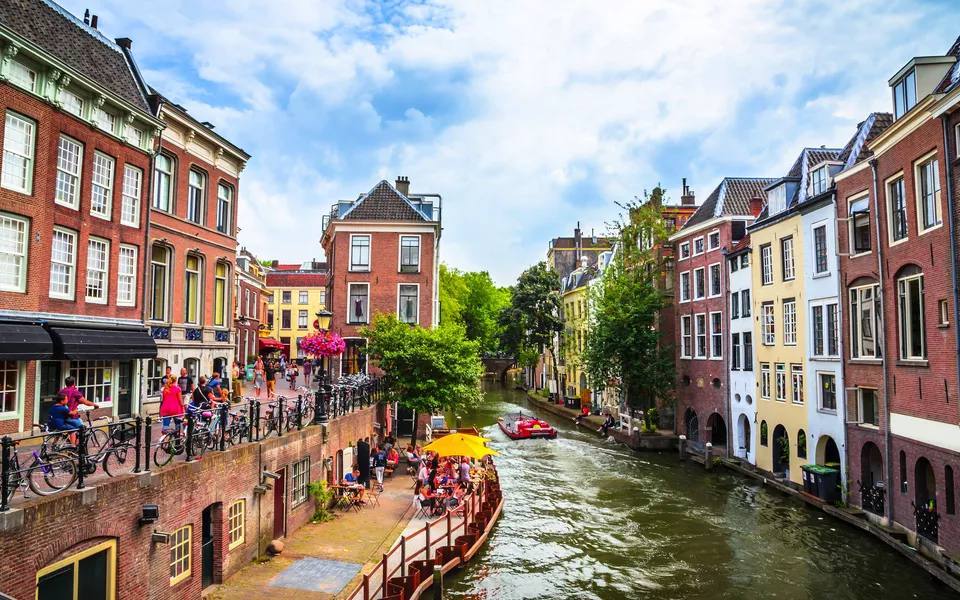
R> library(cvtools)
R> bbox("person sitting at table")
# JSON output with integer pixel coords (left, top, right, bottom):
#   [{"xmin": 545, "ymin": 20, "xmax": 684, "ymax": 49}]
[
  {"xmin": 405, "ymin": 445, "xmax": 420, "ymax": 473},
  {"xmin": 418, "ymin": 461, "xmax": 431, "ymax": 485},
  {"xmin": 386, "ymin": 447, "xmax": 400, "ymax": 471},
  {"xmin": 342, "ymin": 468, "xmax": 366, "ymax": 502},
  {"xmin": 417, "ymin": 484, "xmax": 440, "ymax": 515}
]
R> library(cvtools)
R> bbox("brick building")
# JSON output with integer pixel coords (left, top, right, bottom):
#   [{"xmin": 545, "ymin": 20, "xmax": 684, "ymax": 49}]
[
  {"xmin": 262, "ymin": 261, "xmax": 326, "ymax": 361},
  {"xmin": 0, "ymin": 0, "xmax": 164, "ymax": 435},
  {"xmin": 670, "ymin": 177, "xmax": 772, "ymax": 450},
  {"xmin": 234, "ymin": 247, "xmax": 268, "ymax": 365},
  {"xmin": 143, "ymin": 90, "xmax": 249, "ymax": 404}
]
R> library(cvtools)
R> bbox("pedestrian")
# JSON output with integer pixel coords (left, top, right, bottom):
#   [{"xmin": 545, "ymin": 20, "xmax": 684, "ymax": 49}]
[
  {"xmin": 303, "ymin": 359, "xmax": 312, "ymax": 385},
  {"xmin": 58, "ymin": 375, "xmax": 99, "ymax": 421},
  {"xmin": 231, "ymin": 362, "xmax": 243, "ymax": 402},
  {"xmin": 209, "ymin": 372, "xmax": 226, "ymax": 402},
  {"xmin": 460, "ymin": 456, "xmax": 471, "ymax": 485},
  {"xmin": 280, "ymin": 355, "xmax": 286, "ymax": 371},
  {"xmin": 254, "ymin": 357, "xmax": 265, "ymax": 398},
  {"xmin": 193, "ymin": 375, "xmax": 212, "ymax": 409},
  {"xmin": 373, "ymin": 445, "xmax": 387, "ymax": 490},
  {"xmin": 290, "ymin": 364, "xmax": 298, "ymax": 389},
  {"xmin": 418, "ymin": 459, "xmax": 430, "ymax": 485},
  {"xmin": 265, "ymin": 360, "xmax": 277, "ymax": 399},
  {"xmin": 159, "ymin": 375, "xmax": 184, "ymax": 432},
  {"xmin": 177, "ymin": 367, "xmax": 194, "ymax": 396}
]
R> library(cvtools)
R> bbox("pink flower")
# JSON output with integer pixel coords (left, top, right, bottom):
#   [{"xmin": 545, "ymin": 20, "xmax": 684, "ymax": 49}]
[{"xmin": 298, "ymin": 331, "xmax": 346, "ymax": 357}]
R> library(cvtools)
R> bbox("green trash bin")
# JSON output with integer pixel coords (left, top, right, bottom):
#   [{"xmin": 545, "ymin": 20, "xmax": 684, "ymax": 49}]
[
  {"xmin": 800, "ymin": 465, "xmax": 814, "ymax": 495},
  {"xmin": 805, "ymin": 465, "xmax": 840, "ymax": 503},
  {"xmin": 245, "ymin": 365, "xmax": 255, "ymax": 381}
]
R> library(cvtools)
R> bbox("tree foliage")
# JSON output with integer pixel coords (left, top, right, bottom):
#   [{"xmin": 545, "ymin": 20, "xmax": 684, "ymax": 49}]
[
  {"xmin": 361, "ymin": 313, "xmax": 483, "ymax": 415},
  {"xmin": 498, "ymin": 262, "xmax": 563, "ymax": 373},
  {"xmin": 582, "ymin": 187, "xmax": 676, "ymax": 411},
  {"xmin": 439, "ymin": 265, "xmax": 510, "ymax": 352}
]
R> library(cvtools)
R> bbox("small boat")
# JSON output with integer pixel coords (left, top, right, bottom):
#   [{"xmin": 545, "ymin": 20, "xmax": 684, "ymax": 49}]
[{"xmin": 498, "ymin": 412, "xmax": 558, "ymax": 440}]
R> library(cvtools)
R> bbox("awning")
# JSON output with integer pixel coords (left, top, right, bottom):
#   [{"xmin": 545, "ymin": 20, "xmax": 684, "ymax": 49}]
[
  {"xmin": 48, "ymin": 327, "xmax": 157, "ymax": 360},
  {"xmin": 0, "ymin": 324, "xmax": 53, "ymax": 360},
  {"xmin": 850, "ymin": 197, "xmax": 870, "ymax": 214},
  {"xmin": 258, "ymin": 337, "xmax": 284, "ymax": 352}
]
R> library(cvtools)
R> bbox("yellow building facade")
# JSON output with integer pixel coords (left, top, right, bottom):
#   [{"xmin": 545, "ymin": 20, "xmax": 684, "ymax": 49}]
[
  {"xmin": 750, "ymin": 191, "xmax": 809, "ymax": 485},
  {"xmin": 263, "ymin": 266, "xmax": 327, "ymax": 360}
]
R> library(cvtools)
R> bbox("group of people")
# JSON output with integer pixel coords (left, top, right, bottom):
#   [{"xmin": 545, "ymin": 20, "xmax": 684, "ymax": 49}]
[
  {"xmin": 47, "ymin": 376, "xmax": 102, "ymax": 443},
  {"xmin": 414, "ymin": 453, "xmax": 473, "ymax": 516},
  {"xmin": 158, "ymin": 366, "xmax": 232, "ymax": 432},
  {"xmin": 251, "ymin": 355, "xmax": 322, "ymax": 400}
]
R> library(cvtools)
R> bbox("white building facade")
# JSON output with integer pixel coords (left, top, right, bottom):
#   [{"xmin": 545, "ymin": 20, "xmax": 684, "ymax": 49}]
[{"xmin": 728, "ymin": 241, "xmax": 756, "ymax": 463}]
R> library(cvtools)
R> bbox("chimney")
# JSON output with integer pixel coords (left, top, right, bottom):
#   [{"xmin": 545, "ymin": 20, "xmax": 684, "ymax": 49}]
[
  {"xmin": 115, "ymin": 38, "xmax": 132, "ymax": 50},
  {"xmin": 750, "ymin": 191, "xmax": 764, "ymax": 218},
  {"xmin": 574, "ymin": 222, "xmax": 582, "ymax": 264},
  {"xmin": 681, "ymin": 178, "xmax": 696, "ymax": 206},
  {"xmin": 395, "ymin": 176, "xmax": 410, "ymax": 197},
  {"xmin": 271, "ymin": 260, "xmax": 279, "ymax": 269},
  {"xmin": 90, "ymin": 14, "xmax": 98, "ymax": 29},
  {"xmin": 83, "ymin": 9, "xmax": 90, "ymax": 25}
]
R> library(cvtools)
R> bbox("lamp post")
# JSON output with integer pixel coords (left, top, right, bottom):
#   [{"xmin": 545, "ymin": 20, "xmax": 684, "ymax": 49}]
[{"xmin": 315, "ymin": 309, "xmax": 333, "ymax": 423}]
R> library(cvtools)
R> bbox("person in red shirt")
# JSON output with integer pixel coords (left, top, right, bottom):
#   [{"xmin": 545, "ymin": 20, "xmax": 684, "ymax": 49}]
[{"xmin": 58, "ymin": 376, "xmax": 99, "ymax": 426}]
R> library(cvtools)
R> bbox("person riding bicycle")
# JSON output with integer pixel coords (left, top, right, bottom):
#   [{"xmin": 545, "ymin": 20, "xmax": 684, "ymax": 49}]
[
  {"xmin": 47, "ymin": 393, "xmax": 80, "ymax": 442},
  {"xmin": 58, "ymin": 376, "xmax": 99, "ymax": 425}
]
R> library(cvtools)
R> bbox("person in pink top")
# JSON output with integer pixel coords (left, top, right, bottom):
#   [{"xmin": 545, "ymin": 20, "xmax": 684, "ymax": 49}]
[{"xmin": 158, "ymin": 375, "xmax": 184, "ymax": 432}]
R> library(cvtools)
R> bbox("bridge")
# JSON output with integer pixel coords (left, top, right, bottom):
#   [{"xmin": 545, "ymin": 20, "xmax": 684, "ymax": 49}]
[{"xmin": 481, "ymin": 355, "xmax": 517, "ymax": 381}]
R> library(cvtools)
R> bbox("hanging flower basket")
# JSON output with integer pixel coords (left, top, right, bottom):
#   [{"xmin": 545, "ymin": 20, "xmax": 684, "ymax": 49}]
[{"xmin": 298, "ymin": 331, "xmax": 346, "ymax": 358}]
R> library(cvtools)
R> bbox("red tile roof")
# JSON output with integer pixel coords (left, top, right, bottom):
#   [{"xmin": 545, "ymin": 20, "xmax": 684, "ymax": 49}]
[{"xmin": 266, "ymin": 272, "xmax": 326, "ymax": 287}]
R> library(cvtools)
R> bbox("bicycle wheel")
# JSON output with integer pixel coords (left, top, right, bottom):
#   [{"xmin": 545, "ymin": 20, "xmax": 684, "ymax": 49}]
[
  {"xmin": 301, "ymin": 405, "xmax": 314, "ymax": 425},
  {"xmin": 103, "ymin": 445, "xmax": 137, "ymax": 477},
  {"xmin": 153, "ymin": 435, "xmax": 175, "ymax": 467},
  {"xmin": 191, "ymin": 431, "xmax": 210, "ymax": 457},
  {"xmin": 86, "ymin": 427, "xmax": 108, "ymax": 453},
  {"xmin": 27, "ymin": 453, "xmax": 77, "ymax": 496},
  {"xmin": 229, "ymin": 424, "xmax": 246, "ymax": 445}
]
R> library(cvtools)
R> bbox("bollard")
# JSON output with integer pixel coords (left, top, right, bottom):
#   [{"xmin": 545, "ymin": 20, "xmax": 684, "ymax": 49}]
[
  {"xmin": 144, "ymin": 416, "xmax": 152, "ymax": 472},
  {"xmin": 0, "ymin": 436, "xmax": 12, "ymax": 512},
  {"xmin": 433, "ymin": 569, "xmax": 444, "ymax": 599},
  {"xmin": 220, "ymin": 403, "xmax": 229, "ymax": 452},
  {"xmin": 278, "ymin": 396, "xmax": 286, "ymax": 435},
  {"xmin": 705, "ymin": 442, "xmax": 714, "ymax": 471},
  {"xmin": 678, "ymin": 434, "xmax": 686, "ymax": 461},
  {"xmin": 185, "ymin": 412, "xmax": 195, "ymax": 463},
  {"xmin": 296, "ymin": 394, "xmax": 303, "ymax": 431},
  {"xmin": 313, "ymin": 390, "xmax": 322, "ymax": 426},
  {"xmin": 253, "ymin": 401, "xmax": 261, "ymax": 441},
  {"xmin": 76, "ymin": 424, "xmax": 87, "ymax": 489},
  {"xmin": 133, "ymin": 416, "xmax": 143, "ymax": 473}
]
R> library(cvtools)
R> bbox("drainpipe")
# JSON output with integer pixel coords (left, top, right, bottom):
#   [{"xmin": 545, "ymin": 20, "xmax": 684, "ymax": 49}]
[
  {"xmin": 139, "ymin": 104, "xmax": 162, "ymax": 414},
  {"xmin": 869, "ymin": 158, "xmax": 893, "ymax": 524},
  {"xmin": 832, "ymin": 193, "xmax": 849, "ymax": 500},
  {"xmin": 941, "ymin": 117, "xmax": 960, "ymax": 429},
  {"xmin": 721, "ymin": 247, "xmax": 731, "ymax": 458}
]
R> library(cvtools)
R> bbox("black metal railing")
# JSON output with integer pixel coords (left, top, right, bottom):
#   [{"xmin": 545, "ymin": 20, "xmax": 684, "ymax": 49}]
[
  {"xmin": 857, "ymin": 480, "xmax": 885, "ymax": 516},
  {"xmin": 0, "ymin": 376, "xmax": 385, "ymax": 511},
  {"xmin": 913, "ymin": 502, "xmax": 939, "ymax": 544}
]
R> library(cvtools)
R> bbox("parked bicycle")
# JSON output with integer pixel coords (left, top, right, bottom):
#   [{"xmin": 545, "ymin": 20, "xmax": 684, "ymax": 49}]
[
  {"xmin": 153, "ymin": 415, "xmax": 210, "ymax": 467},
  {"xmin": 1, "ymin": 439, "xmax": 77, "ymax": 504}
]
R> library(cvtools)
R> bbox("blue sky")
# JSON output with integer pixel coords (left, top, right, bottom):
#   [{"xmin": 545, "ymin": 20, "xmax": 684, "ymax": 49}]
[{"xmin": 63, "ymin": 0, "xmax": 960, "ymax": 285}]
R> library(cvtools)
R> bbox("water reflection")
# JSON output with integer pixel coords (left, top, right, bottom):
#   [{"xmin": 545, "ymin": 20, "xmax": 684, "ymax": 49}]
[{"xmin": 444, "ymin": 380, "xmax": 953, "ymax": 599}]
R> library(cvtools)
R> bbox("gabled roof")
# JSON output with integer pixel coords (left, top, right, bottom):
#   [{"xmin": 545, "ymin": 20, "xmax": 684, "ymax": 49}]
[
  {"xmin": 729, "ymin": 234, "xmax": 751, "ymax": 256},
  {"xmin": 837, "ymin": 113, "xmax": 894, "ymax": 169},
  {"xmin": 0, "ymin": 0, "xmax": 150, "ymax": 111},
  {"xmin": 562, "ymin": 268, "xmax": 596, "ymax": 294},
  {"xmin": 681, "ymin": 178, "xmax": 776, "ymax": 230},
  {"xmin": 341, "ymin": 180, "xmax": 428, "ymax": 222},
  {"xmin": 935, "ymin": 35, "xmax": 960, "ymax": 94},
  {"xmin": 790, "ymin": 147, "xmax": 842, "ymax": 207},
  {"xmin": 266, "ymin": 272, "xmax": 326, "ymax": 288}
]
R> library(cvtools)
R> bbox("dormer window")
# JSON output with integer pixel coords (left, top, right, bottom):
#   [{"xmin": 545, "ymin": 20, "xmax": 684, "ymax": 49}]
[
  {"xmin": 811, "ymin": 166, "xmax": 828, "ymax": 196},
  {"xmin": 768, "ymin": 184, "xmax": 787, "ymax": 216},
  {"xmin": 893, "ymin": 69, "xmax": 917, "ymax": 120},
  {"xmin": 8, "ymin": 60, "xmax": 37, "ymax": 93},
  {"xmin": 60, "ymin": 89, "xmax": 84, "ymax": 117},
  {"xmin": 94, "ymin": 107, "xmax": 116, "ymax": 134}
]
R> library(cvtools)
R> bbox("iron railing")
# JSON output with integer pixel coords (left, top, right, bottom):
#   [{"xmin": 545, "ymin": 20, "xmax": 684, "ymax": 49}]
[
  {"xmin": 857, "ymin": 480, "xmax": 885, "ymax": 516},
  {"xmin": 913, "ymin": 501, "xmax": 939, "ymax": 544}
]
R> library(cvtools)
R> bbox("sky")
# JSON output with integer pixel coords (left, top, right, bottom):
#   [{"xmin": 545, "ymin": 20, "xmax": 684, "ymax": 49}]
[{"xmin": 64, "ymin": 0, "xmax": 960, "ymax": 286}]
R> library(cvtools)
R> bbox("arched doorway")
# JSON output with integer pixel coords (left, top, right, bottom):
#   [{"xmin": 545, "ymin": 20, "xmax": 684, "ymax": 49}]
[
  {"xmin": 213, "ymin": 357, "xmax": 227, "ymax": 378},
  {"xmin": 816, "ymin": 436, "xmax": 841, "ymax": 466},
  {"xmin": 860, "ymin": 442, "xmax": 884, "ymax": 515},
  {"xmin": 737, "ymin": 414, "xmax": 751, "ymax": 460},
  {"xmin": 772, "ymin": 425, "xmax": 789, "ymax": 474},
  {"xmin": 914, "ymin": 457, "xmax": 938, "ymax": 543},
  {"xmin": 579, "ymin": 372, "xmax": 588, "ymax": 393},
  {"xmin": 707, "ymin": 413, "xmax": 727, "ymax": 447},
  {"xmin": 684, "ymin": 408, "xmax": 699, "ymax": 445}
]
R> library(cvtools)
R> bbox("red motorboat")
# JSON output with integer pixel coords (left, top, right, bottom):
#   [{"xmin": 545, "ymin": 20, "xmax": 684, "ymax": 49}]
[{"xmin": 498, "ymin": 412, "xmax": 558, "ymax": 440}]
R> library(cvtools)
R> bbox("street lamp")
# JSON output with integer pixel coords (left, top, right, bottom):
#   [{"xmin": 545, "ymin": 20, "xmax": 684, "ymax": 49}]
[{"xmin": 315, "ymin": 309, "xmax": 333, "ymax": 424}]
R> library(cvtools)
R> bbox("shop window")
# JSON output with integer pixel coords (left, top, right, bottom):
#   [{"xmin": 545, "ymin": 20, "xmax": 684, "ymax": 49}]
[
  {"xmin": 169, "ymin": 525, "xmax": 192, "ymax": 585},
  {"xmin": 70, "ymin": 361, "xmax": 112, "ymax": 406},
  {"xmin": 0, "ymin": 360, "xmax": 20, "ymax": 415},
  {"xmin": 229, "ymin": 499, "xmax": 245, "ymax": 549}
]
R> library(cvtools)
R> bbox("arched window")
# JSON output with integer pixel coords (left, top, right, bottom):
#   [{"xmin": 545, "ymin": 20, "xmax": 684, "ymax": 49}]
[
  {"xmin": 797, "ymin": 429, "xmax": 807, "ymax": 459},
  {"xmin": 183, "ymin": 358, "xmax": 199, "ymax": 379},
  {"xmin": 947, "ymin": 465, "xmax": 955, "ymax": 515},
  {"xmin": 214, "ymin": 262, "xmax": 229, "ymax": 327},
  {"xmin": 900, "ymin": 450, "xmax": 908, "ymax": 494},
  {"xmin": 153, "ymin": 153, "xmax": 175, "ymax": 212},
  {"xmin": 217, "ymin": 182, "xmax": 233, "ymax": 235},
  {"xmin": 760, "ymin": 420, "xmax": 768, "ymax": 446},
  {"xmin": 187, "ymin": 168, "xmax": 205, "ymax": 224},
  {"xmin": 184, "ymin": 254, "xmax": 203, "ymax": 325},
  {"xmin": 150, "ymin": 245, "xmax": 171, "ymax": 321},
  {"xmin": 896, "ymin": 265, "xmax": 925, "ymax": 360}
]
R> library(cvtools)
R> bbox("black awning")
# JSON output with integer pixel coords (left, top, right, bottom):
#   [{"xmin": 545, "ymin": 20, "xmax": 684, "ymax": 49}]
[
  {"xmin": 48, "ymin": 327, "xmax": 158, "ymax": 360},
  {"xmin": 0, "ymin": 324, "xmax": 54, "ymax": 360}
]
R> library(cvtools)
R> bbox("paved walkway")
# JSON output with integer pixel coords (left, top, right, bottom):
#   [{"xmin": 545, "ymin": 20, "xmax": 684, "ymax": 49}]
[{"xmin": 209, "ymin": 472, "xmax": 415, "ymax": 600}]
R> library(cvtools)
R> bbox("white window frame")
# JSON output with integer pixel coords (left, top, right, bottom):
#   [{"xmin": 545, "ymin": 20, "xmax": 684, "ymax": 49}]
[
  {"xmin": 781, "ymin": 236, "xmax": 795, "ymax": 281},
  {"xmin": 7, "ymin": 59, "xmax": 37, "ymax": 93},
  {"xmin": 679, "ymin": 271, "xmax": 690, "ymax": 302},
  {"xmin": 818, "ymin": 371, "xmax": 837, "ymax": 413},
  {"xmin": 791, "ymin": 363, "xmax": 804, "ymax": 404},
  {"xmin": 768, "ymin": 184, "xmax": 787, "ymax": 215},
  {"xmin": 783, "ymin": 299, "xmax": 796, "ymax": 346},
  {"xmin": 858, "ymin": 387, "xmax": 880, "ymax": 427},
  {"xmin": 217, "ymin": 182, "xmax": 233, "ymax": 235},
  {"xmin": 85, "ymin": 237, "xmax": 109, "ymax": 304},
  {"xmin": 59, "ymin": 89, "xmax": 84, "ymax": 117},
  {"xmin": 2, "ymin": 111, "xmax": 35, "ymax": 194},
  {"xmin": 349, "ymin": 234, "xmax": 371, "ymax": 272},
  {"xmin": 694, "ymin": 313, "xmax": 707, "ymax": 359},
  {"xmin": 811, "ymin": 166, "xmax": 828, "ymax": 196},
  {"xmin": 117, "ymin": 244, "xmax": 137, "ymax": 306},
  {"xmin": 775, "ymin": 363, "xmax": 787, "ymax": 402},
  {"xmin": 693, "ymin": 267, "xmax": 705, "ymax": 300},
  {"xmin": 849, "ymin": 283, "xmax": 881, "ymax": 360},
  {"xmin": 914, "ymin": 152, "xmax": 942, "ymax": 234},
  {"xmin": 347, "ymin": 282, "xmax": 370, "ymax": 324},
  {"xmin": 897, "ymin": 271, "xmax": 926, "ymax": 361},
  {"xmin": 125, "ymin": 123, "xmax": 144, "ymax": 148},
  {"xmin": 398, "ymin": 283, "xmax": 420, "ymax": 324},
  {"xmin": 298, "ymin": 291, "xmax": 309, "ymax": 304},
  {"xmin": 153, "ymin": 154, "xmax": 173, "ymax": 213},
  {"xmin": 678, "ymin": 242, "xmax": 690, "ymax": 261},
  {"xmin": 847, "ymin": 192, "xmax": 872, "ymax": 257},
  {"xmin": 55, "ymin": 135, "xmax": 83, "ymax": 209},
  {"xmin": 810, "ymin": 301, "xmax": 839, "ymax": 358},
  {"xmin": 90, "ymin": 152, "xmax": 114, "ymax": 220},
  {"xmin": 692, "ymin": 237, "xmax": 705, "ymax": 256},
  {"xmin": 707, "ymin": 230, "xmax": 720, "ymax": 251},
  {"xmin": 0, "ymin": 213, "xmax": 28, "ymax": 293},
  {"xmin": 709, "ymin": 311, "xmax": 723, "ymax": 360},
  {"xmin": 885, "ymin": 172, "xmax": 908, "ymax": 245},
  {"xmin": 0, "ymin": 360, "xmax": 23, "ymax": 417},
  {"xmin": 680, "ymin": 315, "xmax": 692, "ymax": 359},
  {"xmin": 49, "ymin": 227, "xmax": 76, "ymax": 299},
  {"xmin": 760, "ymin": 244, "xmax": 773, "ymax": 285},
  {"xmin": 298, "ymin": 310, "xmax": 308, "ymax": 330},
  {"xmin": 121, "ymin": 165, "xmax": 142, "ymax": 227},
  {"xmin": 399, "ymin": 235, "xmax": 421, "ymax": 273},
  {"xmin": 760, "ymin": 363, "xmax": 771, "ymax": 399},
  {"xmin": 94, "ymin": 107, "xmax": 116, "ymax": 135},
  {"xmin": 762, "ymin": 302, "xmax": 775, "ymax": 345},
  {"xmin": 187, "ymin": 169, "xmax": 205, "ymax": 225},
  {"xmin": 291, "ymin": 457, "xmax": 310, "ymax": 507},
  {"xmin": 812, "ymin": 222, "xmax": 829, "ymax": 275},
  {"xmin": 708, "ymin": 262, "xmax": 721, "ymax": 298}
]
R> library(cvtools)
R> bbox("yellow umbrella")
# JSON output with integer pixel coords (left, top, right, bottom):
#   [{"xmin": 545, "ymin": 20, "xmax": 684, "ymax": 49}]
[{"xmin": 423, "ymin": 433, "xmax": 500, "ymax": 460}]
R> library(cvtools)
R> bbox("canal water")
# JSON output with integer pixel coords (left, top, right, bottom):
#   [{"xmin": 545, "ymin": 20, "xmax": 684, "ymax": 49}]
[{"xmin": 443, "ymin": 381, "xmax": 955, "ymax": 599}]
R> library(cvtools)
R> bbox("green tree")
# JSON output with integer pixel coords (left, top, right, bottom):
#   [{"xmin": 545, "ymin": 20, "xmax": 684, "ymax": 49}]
[
  {"xmin": 361, "ymin": 313, "xmax": 483, "ymax": 444},
  {"xmin": 582, "ymin": 187, "xmax": 676, "ymax": 413},
  {"xmin": 439, "ymin": 265, "xmax": 510, "ymax": 352}
]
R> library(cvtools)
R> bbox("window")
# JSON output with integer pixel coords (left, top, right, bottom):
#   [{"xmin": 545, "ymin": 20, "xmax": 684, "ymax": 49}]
[
  {"xmin": 819, "ymin": 373, "xmax": 836, "ymax": 411},
  {"xmin": 35, "ymin": 539, "xmax": 116, "ymax": 600},
  {"xmin": 299, "ymin": 291, "xmax": 308, "ymax": 304},
  {"xmin": 760, "ymin": 244, "xmax": 772, "ymax": 285},
  {"xmin": 118, "ymin": 165, "xmax": 143, "ymax": 227},
  {"xmin": 90, "ymin": 152, "xmax": 114, "ymax": 219},
  {"xmin": 813, "ymin": 305, "xmax": 824, "ymax": 356},
  {"xmin": 298, "ymin": 310, "xmax": 308, "ymax": 329},
  {"xmin": 859, "ymin": 388, "xmax": 879, "ymax": 426},
  {"xmin": 900, "ymin": 450, "xmax": 907, "ymax": 494},
  {"xmin": 350, "ymin": 235, "xmax": 370, "ymax": 271},
  {"xmin": 680, "ymin": 315, "xmax": 692, "ymax": 358},
  {"xmin": 0, "ymin": 360, "xmax": 20, "ymax": 414},
  {"xmin": 267, "ymin": 309, "xmax": 274, "ymax": 329},
  {"xmin": 679, "ymin": 242, "xmax": 690, "ymax": 260},
  {"xmin": 760, "ymin": 363, "xmax": 771, "ymax": 398},
  {"xmin": 781, "ymin": 237, "xmax": 794, "ymax": 281},
  {"xmin": 731, "ymin": 257, "xmax": 739, "ymax": 273},
  {"xmin": 694, "ymin": 268, "xmax": 705, "ymax": 300},
  {"xmin": 151, "ymin": 246, "xmax": 169, "ymax": 320},
  {"xmin": 731, "ymin": 292, "xmax": 739, "ymax": 319},
  {"xmin": 117, "ymin": 245, "xmax": 137, "ymax": 306},
  {"xmin": 708, "ymin": 231, "xmax": 720, "ymax": 250},
  {"xmin": 348, "ymin": 283, "xmax": 369, "ymax": 324},
  {"xmin": 740, "ymin": 253, "xmax": 749, "ymax": 268},
  {"xmin": 940, "ymin": 299, "xmax": 950, "ymax": 326},
  {"xmin": 731, "ymin": 333, "xmax": 741, "ymax": 369},
  {"xmin": 400, "ymin": 236, "xmax": 420, "ymax": 272},
  {"xmin": 791, "ymin": 364, "xmax": 803, "ymax": 404},
  {"xmin": 214, "ymin": 262, "xmax": 227, "ymax": 327},
  {"xmin": 184, "ymin": 255, "xmax": 201, "ymax": 324},
  {"xmin": 2, "ymin": 112, "xmax": 35, "ymax": 193},
  {"xmin": 228, "ymin": 500, "xmax": 245, "ymax": 550},
  {"xmin": 760, "ymin": 420, "xmax": 768, "ymax": 446},
  {"xmin": 741, "ymin": 290, "xmax": 751, "ymax": 317},
  {"xmin": 743, "ymin": 333, "xmax": 753, "ymax": 371},
  {"xmin": 710, "ymin": 312, "xmax": 722, "ymax": 359},
  {"xmin": 125, "ymin": 123, "xmax": 144, "ymax": 147},
  {"xmin": 0, "ymin": 214, "xmax": 27, "ymax": 292},
  {"xmin": 798, "ymin": 429, "xmax": 807, "ymax": 459},
  {"xmin": 399, "ymin": 284, "xmax": 419, "ymax": 324},
  {"xmin": 244, "ymin": 289, "xmax": 250, "ymax": 316},
  {"xmin": 709, "ymin": 263, "xmax": 721, "ymax": 297},
  {"xmin": 60, "ymin": 89, "xmax": 84, "ymax": 117},
  {"xmin": 775, "ymin": 363, "xmax": 787, "ymax": 402},
  {"xmin": 762, "ymin": 302, "xmax": 775, "ymax": 345},
  {"xmin": 768, "ymin": 184, "xmax": 787, "ymax": 215},
  {"xmin": 187, "ymin": 170, "xmax": 204, "ymax": 224},
  {"xmin": 695, "ymin": 314, "xmax": 707, "ymax": 358},
  {"xmin": 888, "ymin": 177, "xmax": 907, "ymax": 242},
  {"xmin": 282, "ymin": 291, "xmax": 292, "ymax": 304},
  {"xmin": 783, "ymin": 300, "xmax": 796, "ymax": 345},
  {"xmin": 153, "ymin": 154, "xmax": 173, "ymax": 212},
  {"xmin": 70, "ymin": 360, "xmax": 111, "ymax": 405},
  {"xmin": 680, "ymin": 271, "xmax": 690, "ymax": 302},
  {"xmin": 811, "ymin": 166, "xmax": 828, "ymax": 196},
  {"xmin": 281, "ymin": 310, "xmax": 291, "ymax": 329},
  {"xmin": 893, "ymin": 69, "xmax": 917, "ymax": 119},
  {"xmin": 55, "ymin": 135, "xmax": 83, "ymax": 208},
  {"xmin": 813, "ymin": 225, "xmax": 828, "ymax": 274},
  {"xmin": 915, "ymin": 156, "xmax": 941, "ymax": 232},
  {"xmin": 217, "ymin": 183, "xmax": 232, "ymax": 234},
  {"xmin": 7, "ymin": 60, "xmax": 36, "ymax": 92},
  {"xmin": 49, "ymin": 228, "xmax": 76, "ymax": 299},
  {"xmin": 320, "ymin": 290, "xmax": 326, "ymax": 306},
  {"xmin": 849, "ymin": 284, "xmax": 881, "ymax": 359},
  {"xmin": 94, "ymin": 107, "xmax": 116, "ymax": 134},
  {"xmin": 85, "ymin": 238, "xmax": 108, "ymax": 303},
  {"xmin": 897, "ymin": 270, "xmax": 925, "ymax": 360},
  {"xmin": 292, "ymin": 457, "xmax": 310, "ymax": 506},
  {"xmin": 169, "ymin": 525, "xmax": 192, "ymax": 585},
  {"xmin": 848, "ymin": 194, "xmax": 871, "ymax": 255},
  {"xmin": 693, "ymin": 237, "xmax": 704, "ymax": 255}
]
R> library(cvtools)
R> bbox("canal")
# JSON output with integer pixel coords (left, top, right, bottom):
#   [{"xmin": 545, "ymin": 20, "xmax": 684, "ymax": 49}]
[{"xmin": 443, "ymin": 381, "xmax": 955, "ymax": 599}]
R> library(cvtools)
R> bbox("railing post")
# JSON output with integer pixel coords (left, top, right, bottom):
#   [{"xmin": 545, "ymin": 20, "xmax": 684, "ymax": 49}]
[
  {"xmin": 133, "ymin": 416, "xmax": 143, "ymax": 474},
  {"xmin": 278, "ymin": 396, "xmax": 286, "ymax": 435},
  {"xmin": 296, "ymin": 394, "xmax": 303, "ymax": 431},
  {"xmin": 143, "ymin": 415, "xmax": 152, "ymax": 472},
  {"xmin": 447, "ymin": 512, "xmax": 452, "ymax": 546},
  {"xmin": 220, "ymin": 403, "xmax": 229, "ymax": 452},
  {"xmin": 1, "ymin": 436, "xmax": 12, "ymax": 511},
  {"xmin": 185, "ymin": 411, "xmax": 195, "ymax": 463},
  {"xmin": 400, "ymin": 536, "xmax": 406, "ymax": 577},
  {"xmin": 381, "ymin": 553, "xmax": 387, "ymax": 594},
  {"xmin": 76, "ymin": 424, "xmax": 87, "ymax": 489},
  {"xmin": 253, "ymin": 401, "xmax": 261, "ymax": 441},
  {"xmin": 313, "ymin": 390, "xmax": 322, "ymax": 426},
  {"xmin": 362, "ymin": 573, "xmax": 369, "ymax": 600},
  {"xmin": 425, "ymin": 522, "xmax": 431, "ymax": 561}
]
